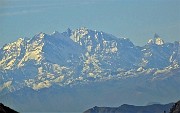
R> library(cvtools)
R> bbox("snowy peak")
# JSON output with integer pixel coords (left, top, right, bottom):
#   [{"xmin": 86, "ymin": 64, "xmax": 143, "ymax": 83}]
[
  {"xmin": 154, "ymin": 33, "xmax": 164, "ymax": 45},
  {"xmin": 147, "ymin": 39, "xmax": 154, "ymax": 44},
  {"xmin": 155, "ymin": 38, "xmax": 164, "ymax": 45},
  {"xmin": 147, "ymin": 33, "xmax": 164, "ymax": 45},
  {"xmin": 70, "ymin": 27, "xmax": 89, "ymax": 43},
  {"xmin": 69, "ymin": 27, "xmax": 134, "ymax": 48}
]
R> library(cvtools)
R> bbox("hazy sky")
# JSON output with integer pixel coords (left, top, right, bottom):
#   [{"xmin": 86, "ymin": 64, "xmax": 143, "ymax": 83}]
[{"xmin": 0, "ymin": 0, "xmax": 180, "ymax": 47}]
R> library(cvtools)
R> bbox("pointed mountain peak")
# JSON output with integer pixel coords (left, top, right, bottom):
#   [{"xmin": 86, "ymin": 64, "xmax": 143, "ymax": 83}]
[
  {"xmin": 66, "ymin": 28, "xmax": 72, "ymax": 35},
  {"xmin": 61, "ymin": 28, "xmax": 72, "ymax": 37},
  {"xmin": 67, "ymin": 28, "xmax": 71, "ymax": 32},
  {"xmin": 153, "ymin": 33, "xmax": 164, "ymax": 45},
  {"xmin": 154, "ymin": 33, "xmax": 160, "ymax": 39},
  {"xmin": 147, "ymin": 33, "xmax": 164, "ymax": 45}
]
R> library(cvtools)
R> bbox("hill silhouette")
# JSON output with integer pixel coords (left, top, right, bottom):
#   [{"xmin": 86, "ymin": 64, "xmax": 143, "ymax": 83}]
[
  {"xmin": 170, "ymin": 101, "xmax": 180, "ymax": 113},
  {"xmin": 0, "ymin": 103, "xmax": 18, "ymax": 113}
]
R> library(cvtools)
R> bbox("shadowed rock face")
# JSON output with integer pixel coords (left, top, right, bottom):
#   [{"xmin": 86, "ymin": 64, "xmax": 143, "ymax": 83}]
[
  {"xmin": 83, "ymin": 103, "xmax": 174, "ymax": 113},
  {"xmin": 0, "ymin": 103, "xmax": 18, "ymax": 113},
  {"xmin": 170, "ymin": 101, "xmax": 180, "ymax": 113}
]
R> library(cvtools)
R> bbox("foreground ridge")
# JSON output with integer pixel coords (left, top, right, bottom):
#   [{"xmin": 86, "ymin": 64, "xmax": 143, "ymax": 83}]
[
  {"xmin": 83, "ymin": 102, "xmax": 175, "ymax": 113},
  {"xmin": 0, "ymin": 103, "xmax": 18, "ymax": 113},
  {"xmin": 170, "ymin": 101, "xmax": 180, "ymax": 113}
]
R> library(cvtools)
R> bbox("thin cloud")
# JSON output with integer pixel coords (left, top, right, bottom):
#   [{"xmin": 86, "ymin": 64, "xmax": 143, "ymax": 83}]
[
  {"xmin": 0, "ymin": 3, "xmax": 59, "ymax": 9},
  {"xmin": 0, "ymin": 0, "xmax": 114, "ymax": 17},
  {"xmin": 0, "ymin": 9, "xmax": 43, "ymax": 16},
  {"xmin": 0, "ymin": 0, "xmax": 101, "ymax": 9},
  {"xmin": 0, "ymin": 1, "xmax": 98, "ymax": 17}
]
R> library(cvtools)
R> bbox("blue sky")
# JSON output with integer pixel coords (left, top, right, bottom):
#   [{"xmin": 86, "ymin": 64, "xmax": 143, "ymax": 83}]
[{"xmin": 0, "ymin": 0, "xmax": 180, "ymax": 47}]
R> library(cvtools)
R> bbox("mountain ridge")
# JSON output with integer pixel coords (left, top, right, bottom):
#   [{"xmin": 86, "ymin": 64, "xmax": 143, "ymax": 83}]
[{"xmin": 83, "ymin": 102, "xmax": 174, "ymax": 113}]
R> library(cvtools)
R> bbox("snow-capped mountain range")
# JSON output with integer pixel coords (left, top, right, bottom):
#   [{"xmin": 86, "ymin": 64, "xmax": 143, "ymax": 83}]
[
  {"xmin": 0, "ymin": 27, "xmax": 180, "ymax": 112},
  {"xmin": 0, "ymin": 27, "xmax": 180, "ymax": 92}
]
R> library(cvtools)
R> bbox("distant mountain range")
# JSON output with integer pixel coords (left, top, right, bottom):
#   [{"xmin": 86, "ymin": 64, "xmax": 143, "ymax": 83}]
[
  {"xmin": 0, "ymin": 100, "xmax": 179, "ymax": 113},
  {"xmin": 0, "ymin": 27, "xmax": 180, "ymax": 112},
  {"xmin": 83, "ymin": 103, "xmax": 174, "ymax": 113},
  {"xmin": 84, "ymin": 100, "xmax": 180, "ymax": 113}
]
